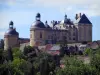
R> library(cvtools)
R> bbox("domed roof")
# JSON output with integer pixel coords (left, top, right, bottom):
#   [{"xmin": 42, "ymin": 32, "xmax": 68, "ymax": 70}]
[
  {"xmin": 5, "ymin": 28, "xmax": 19, "ymax": 36},
  {"xmin": 46, "ymin": 25, "xmax": 51, "ymax": 28},
  {"xmin": 5, "ymin": 21, "xmax": 19, "ymax": 36},
  {"xmin": 31, "ymin": 21, "xmax": 46, "ymax": 28},
  {"xmin": 31, "ymin": 13, "xmax": 46, "ymax": 29}
]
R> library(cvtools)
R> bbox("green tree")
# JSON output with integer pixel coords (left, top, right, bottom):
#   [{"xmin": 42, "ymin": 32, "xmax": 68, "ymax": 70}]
[
  {"xmin": 84, "ymin": 48, "xmax": 92, "ymax": 56},
  {"xmin": 12, "ymin": 47, "xmax": 26, "ymax": 60},
  {"xmin": 11, "ymin": 58, "xmax": 32, "ymax": 75},
  {"xmin": 23, "ymin": 46, "xmax": 37, "ymax": 63},
  {"xmin": 90, "ymin": 54, "xmax": 100, "ymax": 73},
  {"xmin": 59, "ymin": 45, "xmax": 65, "ymax": 57},
  {"xmin": 56, "ymin": 55, "xmax": 97, "ymax": 75},
  {"xmin": 33, "ymin": 52, "xmax": 56, "ymax": 75},
  {"xmin": 0, "ymin": 39, "xmax": 4, "ymax": 49},
  {"xmin": 7, "ymin": 47, "xmax": 13, "ymax": 61},
  {"xmin": 0, "ymin": 49, "xmax": 4, "ymax": 64},
  {"xmin": 40, "ymin": 57, "xmax": 50, "ymax": 75}
]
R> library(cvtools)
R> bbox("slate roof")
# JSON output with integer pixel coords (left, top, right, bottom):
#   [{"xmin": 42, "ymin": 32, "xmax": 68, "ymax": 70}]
[
  {"xmin": 31, "ymin": 20, "xmax": 46, "ymax": 28},
  {"xmin": 60, "ymin": 19, "xmax": 73, "ymax": 25},
  {"xmin": 5, "ymin": 28, "xmax": 19, "ymax": 36},
  {"xmin": 79, "ymin": 14, "xmax": 92, "ymax": 24},
  {"xmin": 75, "ymin": 14, "xmax": 92, "ymax": 24},
  {"xmin": 31, "ymin": 13, "xmax": 46, "ymax": 29},
  {"xmin": 45, "ymin": 24, "xmax": 51, "ymax": 28},
  {"xmin": 5, "ymin": 21, "xmax": 19, "ymax": 36},
  {"xmin": 45, "ymin": 21, "xmax": 51, "ymax": 28}
]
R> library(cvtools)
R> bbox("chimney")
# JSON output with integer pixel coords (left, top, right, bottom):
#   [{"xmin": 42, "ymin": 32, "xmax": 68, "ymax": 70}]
[
  {"xmin": 51, "ymin": 21, "xmax": 52, "ymax": 24},
  {"xmin": 79, "ymin": 13, "xmax": 81, "ymax": 18},
  {"xmin": 53, "ymin": 20, "xmax": 55, "ymax": 28},
  {"xmin": 75, "ymin": 14, "xmax": 78, "ymax": 20}
]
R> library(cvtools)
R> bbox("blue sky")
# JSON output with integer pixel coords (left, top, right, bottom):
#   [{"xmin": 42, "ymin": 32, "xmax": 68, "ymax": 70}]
[{"xmin": 0, "ymin": 0, "xmax": 100, "ymax": 41}]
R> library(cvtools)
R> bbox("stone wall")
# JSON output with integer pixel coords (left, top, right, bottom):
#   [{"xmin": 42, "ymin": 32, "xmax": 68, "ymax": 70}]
[{"xmin": 4, "ymin": 35, "xmax": 19, "ymax": 50}]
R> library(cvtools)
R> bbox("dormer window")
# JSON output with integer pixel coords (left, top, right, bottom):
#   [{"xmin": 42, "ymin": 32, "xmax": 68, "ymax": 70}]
[{"xmin": 60, "ymin": 26, "xmax": 61, "ymax": 29}]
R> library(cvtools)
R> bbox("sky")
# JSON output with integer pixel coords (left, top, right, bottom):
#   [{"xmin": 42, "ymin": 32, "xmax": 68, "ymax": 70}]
[{"xmin": 0, "ymin": 0, "xmax": 100, "ymax": 41}]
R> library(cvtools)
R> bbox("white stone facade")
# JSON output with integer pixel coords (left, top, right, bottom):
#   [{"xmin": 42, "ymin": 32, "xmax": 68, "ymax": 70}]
[{"xmin": 30, "ymin": 13, "xmax": 92, "ymax": 46}]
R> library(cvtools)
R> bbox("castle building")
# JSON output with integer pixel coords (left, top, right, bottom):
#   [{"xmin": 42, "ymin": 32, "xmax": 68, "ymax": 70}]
[
  {"xmin": 4, "ymin": 13, "xmax": 92, "ymax": 49},
  {"xmin": 4, "ymin": 21, "xmax": 19, "ymax": 50},
  {"xmin": 30, "ymin": 13, "xmax": 92, "ymax": 46}
]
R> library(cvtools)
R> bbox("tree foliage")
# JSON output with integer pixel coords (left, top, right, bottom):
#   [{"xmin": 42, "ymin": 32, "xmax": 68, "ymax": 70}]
[
  {"xmin": 1, "ymin": 45, "xmax": 100, "ymax": 75},
  {"xmin": 56, "ymin": 55, "xmax": 97, "ymax": 75}
]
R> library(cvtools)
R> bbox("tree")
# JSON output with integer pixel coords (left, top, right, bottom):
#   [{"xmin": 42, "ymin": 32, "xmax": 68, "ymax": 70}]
[
  {"xmin": 11, "ymin": 58, "xmax": 32, "ymax": 75},
  {"xmin": 33, "ymin": 52, "xmax": 56, "ymax": 75},
  {"xmin": 7, "ymin": 47, "xmax": 13, "ymax": 61},
  {"xmin": 59, "ymin": 45, "xmax": 65, "ymax": 57},
  {"xmin": 0, "ymin": 39, "xmax": 4, "ymax": 49},
  {"xmin": 40, "ymin": 57, "xmax": 50, "ymax": 75},
  {"xmin": 84, "ymin": 48, "xmax": 92, "ymax": 56},
  {"xmin": 0, "ymin": 49, "xmax": 4, "ymax": 64},
  {"xmin": 56, "ymin": 55, "xmax": 97, "ymax": 75},
  {"xmin": 90, "ymin": 54, "xmax": 100, "ymax": 73},
  {"xmin": 22, "ymin": 46, "xmax": 37, "ymax": 63}
]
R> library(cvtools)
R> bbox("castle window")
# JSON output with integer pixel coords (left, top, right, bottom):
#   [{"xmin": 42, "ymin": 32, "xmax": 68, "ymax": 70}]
[
  {"xmin": 40, "ymin": 32, "xmax": 42, "ymax": 38},
  {"xmin": 69, "ymin": 31, "xmax": 71, "ymax": 36},
  {"xmin": 69, "ymin": 37, "xmax": 71, "ymax": 40},
  {"xmin": 30, "ymin": 34, "xmax": 32, "ymax": 38},
  {"xmin": 63, "ymin": 24, "xmax": 65, "ymax": 28},
  {"xmin": 89, "ymin": 29, "xmax": 91, "ymax": 36},
  {"xmin": 73, "ymin": 32, "xmax": 75, "ymax": 36},
  {"xmin": 57, "ymin": 37, "xmax": 59, "ymax": 40},
  {"xmin": 73, "ymin": 38, "xmax": 75, "ymax": 40},
  {"xmin": 60, "ymin": 26, "xmax": 61, "ymax": 29},
  {"xmin": 48, "ymin": 36, "xmax": 49, "ymax": 39},
  {"xmin": 51, "ymin": 36, "xmax": 53, "ymax": 39}
]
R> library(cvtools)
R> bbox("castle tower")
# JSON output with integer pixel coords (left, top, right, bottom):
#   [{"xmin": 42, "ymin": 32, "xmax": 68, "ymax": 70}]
[
  {"xmin": 4, "ymin": 21, "xmax": 19, "ymax": 50},
  {"xmin": 75, "ymin": 13, "xmax": 92, "ymax": 42},
  {"xmin": 30, "ymin": 13, "xmax": 46, "ymax": 46}
]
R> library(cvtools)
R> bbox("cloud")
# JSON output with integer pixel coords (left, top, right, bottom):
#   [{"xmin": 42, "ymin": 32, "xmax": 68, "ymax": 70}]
[
  {"xmin": 34, "ymin": 0, "xmax": 100, "ymax": 17},
  {"xmin": 0, "ymin": 0, "xmax": 100, "ymax": 17},
  {"xmin": 33, "ymin": 0, "xmax": 99, "ymax": 7},
  {"xmin": 0, "ymin": 31, "xmax": 5, "ymax": 39},
  {"xmin": 0, "ymin": 12, "xmax": 10, "ymax": 30}
]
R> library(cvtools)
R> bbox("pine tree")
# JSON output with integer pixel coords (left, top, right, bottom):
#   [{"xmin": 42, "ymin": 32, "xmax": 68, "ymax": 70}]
[
  {"xmin": 40, "ymin": 57, "xmax": 50, "ymax": 75},
  {"xmin": 7, "ymin": 47, "xmax": 13, "ymax": 61}
]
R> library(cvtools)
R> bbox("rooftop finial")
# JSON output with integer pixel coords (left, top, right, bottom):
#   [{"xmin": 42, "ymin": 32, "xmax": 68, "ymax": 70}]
[
  {"xmin": 36, "ymin": 13, "xmax": 41, "ymax": 21},
  {"xmin": 9, "ymin": 21, "xmax": 13, "ymax": 25},
  {"xmin": 45, "ymin": 20, "xmax": 48, "ymax": 24},
  {"xmin": 9, "ymin": 21, "xmax": 14, "ymax": 29},
  {"xmin": 65, "ymin": 13, "xmax": 67, "ymax": 19}
]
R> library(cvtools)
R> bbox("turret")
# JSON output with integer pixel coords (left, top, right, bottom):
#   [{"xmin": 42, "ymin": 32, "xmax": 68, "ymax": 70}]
[
  {"xmin": 64, "ymin": 14, "xmax": 67, "ymax": 20},
  {"xmin": 30, "ymin": 13, "xmax": 46, "ymax": 46},
  {"xmin": 9, "ymin": 21, "xmax": 14, "ymax": 29},
  {"xmin": 4, "ymin": 21, "xmax": 19, "ymax": 50},
  {"xmin": 36, "ymin": 13, "xmax": 41, "ymax": 21}
]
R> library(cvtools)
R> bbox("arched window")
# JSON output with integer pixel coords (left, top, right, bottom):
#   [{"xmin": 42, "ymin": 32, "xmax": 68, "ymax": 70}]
[{"xmin": 40, "ymin": 32, "xmax": 42, "ymax": 38}]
